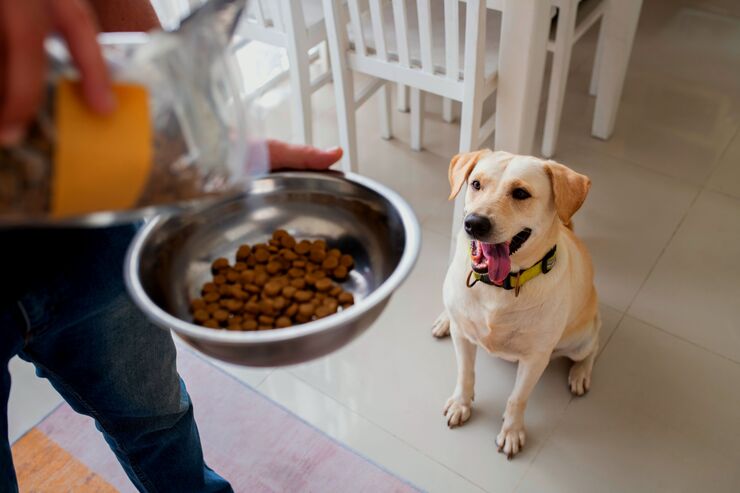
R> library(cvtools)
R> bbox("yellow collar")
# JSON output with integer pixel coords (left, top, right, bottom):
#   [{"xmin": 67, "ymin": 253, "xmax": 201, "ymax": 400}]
[{"xmin": 467, "ymin": 246, "xmax": 557, "ymax": 297}]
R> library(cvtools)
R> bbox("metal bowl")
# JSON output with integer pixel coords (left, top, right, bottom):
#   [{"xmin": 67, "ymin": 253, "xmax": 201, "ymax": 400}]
[{"xmin": 124, "ymin": 171, "xmax": 420, "ymax": 367}]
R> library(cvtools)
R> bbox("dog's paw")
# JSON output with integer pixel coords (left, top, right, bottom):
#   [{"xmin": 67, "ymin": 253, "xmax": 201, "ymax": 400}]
[
  {"xmin": 568, "ymin": 360, "xmax": 592, "ymax": 396},
  {"xmin": 443, "ymin": 396, "xmax": 471, "ymax": 427},
  {"xmin": 496, "ymin": 423, "xmax": 526, "ymax": 460},
  {"xmin": 431, "ymin": 313, "xmax": 451, "ymax": 338}
]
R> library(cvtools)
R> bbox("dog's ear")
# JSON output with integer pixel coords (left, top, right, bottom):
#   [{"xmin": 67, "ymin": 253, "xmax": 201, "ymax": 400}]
[
  {"xmin": 544, "ymin": 161, "xmax": 591, "ymax": 225},
  {"xmin": 448, "ymin": 150, "xmax": 486, "ymax": 200}
]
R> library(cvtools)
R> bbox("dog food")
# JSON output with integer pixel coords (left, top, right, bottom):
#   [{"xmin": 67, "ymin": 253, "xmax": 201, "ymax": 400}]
[{"xmin": 190, "ymin": 230, "xmax": 356, "ymax": 330}]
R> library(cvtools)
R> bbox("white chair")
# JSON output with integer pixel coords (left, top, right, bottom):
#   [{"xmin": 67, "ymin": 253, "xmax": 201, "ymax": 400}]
[
  {"xmin": 323, "ymin": 0, "xmax": 499, "ymax": 168},
  {"xmin": 542, "ymin": 0, "xmax": 608, "ymax": 158},
  {"xmin": 236, "ymin": 0, "xmax": 333, "ymax": 145}
]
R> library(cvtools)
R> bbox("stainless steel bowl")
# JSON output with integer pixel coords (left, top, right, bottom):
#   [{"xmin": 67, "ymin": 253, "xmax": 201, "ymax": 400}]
[{"xmin": 125, "ymin": 171, "xmax": 420, "ymax": 367}]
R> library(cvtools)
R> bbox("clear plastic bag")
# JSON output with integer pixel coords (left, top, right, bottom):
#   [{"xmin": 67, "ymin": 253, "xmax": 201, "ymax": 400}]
[{"xmin": 0, "ymin": 0, "xmax": 266, "ymax": 227}]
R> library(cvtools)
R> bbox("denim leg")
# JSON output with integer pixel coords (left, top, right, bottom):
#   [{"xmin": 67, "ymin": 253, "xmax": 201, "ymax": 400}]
[
  {"xmin": 20, "ymin": 292, "xmax": 232, "ymax": 493},
  {"xmin": 0, "ymin": 304, "xmax": 25, "ymax": 493}
]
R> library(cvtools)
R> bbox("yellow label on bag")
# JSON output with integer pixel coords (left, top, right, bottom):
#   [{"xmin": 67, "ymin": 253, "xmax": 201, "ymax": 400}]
[{"xmin": 52, "ymin": 80, "xmax": 152, "ymax": 217}]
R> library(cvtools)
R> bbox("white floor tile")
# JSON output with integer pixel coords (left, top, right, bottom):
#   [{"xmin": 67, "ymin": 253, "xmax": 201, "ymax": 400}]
[
  {"xmin": 706, "ymin": 129, "xmax": 740, "ymax": 199},
  {"xmin": 629, "ymin": 190, "xmax": 740, "ymax": 362},
  {"xmin": 258, "ymin": 370, "xmax": 486, "ymax": 493},
  {"xmin": 517, "ymin": 316, "xmax": 740, "ymax": 493},
  {"xmin": 7, "ymin": 357, "xmax": 62, "ymax": 443}
]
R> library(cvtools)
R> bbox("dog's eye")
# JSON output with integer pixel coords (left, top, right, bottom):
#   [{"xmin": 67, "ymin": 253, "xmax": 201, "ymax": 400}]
[
  {"xmin": 512, "ymin": 188, "xmax": 531, "ymax": 200},
  {"xmin": 471, "ymin": 180, "xmax": 481, "ymax": 191}
]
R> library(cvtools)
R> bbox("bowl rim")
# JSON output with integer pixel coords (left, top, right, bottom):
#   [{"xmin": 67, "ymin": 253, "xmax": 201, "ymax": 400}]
[{"xmin": 124, "ymin": 170, "xmax": 421, "ymax": 345}]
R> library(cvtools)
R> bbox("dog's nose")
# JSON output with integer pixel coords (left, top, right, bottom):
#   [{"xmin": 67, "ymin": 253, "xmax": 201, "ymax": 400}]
[{"xmin": 464, "ymin": 214, "xmax": 492, "ymax": 238}]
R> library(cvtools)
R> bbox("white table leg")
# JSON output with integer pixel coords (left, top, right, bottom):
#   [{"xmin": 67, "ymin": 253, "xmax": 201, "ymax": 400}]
[
  {"xmin": 494, "ymin": 0, "xmax": 551, "ymax": 155},
  {"xmin": 591, "ymin": 0, "xmax": 643, "ymax": 140}
]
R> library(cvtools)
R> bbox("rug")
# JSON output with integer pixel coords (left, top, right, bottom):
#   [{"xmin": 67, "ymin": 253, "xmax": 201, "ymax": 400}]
[{"xmin": 11, "ymin": 344, "xmax": 418, "ymax": 493}]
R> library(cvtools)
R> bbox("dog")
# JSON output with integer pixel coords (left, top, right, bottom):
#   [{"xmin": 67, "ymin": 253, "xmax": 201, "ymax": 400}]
[{"xmin": 432, "ymin": 149, "xmax": 599, "ymax": 459}]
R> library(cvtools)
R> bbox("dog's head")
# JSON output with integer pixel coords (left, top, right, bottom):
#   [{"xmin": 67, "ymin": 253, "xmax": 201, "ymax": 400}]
[{"xmin": 448, "ymin": 149, "xmax": 590, "ymax": 282}]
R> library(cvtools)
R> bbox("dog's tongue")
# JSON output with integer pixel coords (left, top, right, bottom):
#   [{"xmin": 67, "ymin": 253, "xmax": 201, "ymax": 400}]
[{"xmin": 481, "ymin": 242, "xmax": 511, "ymax": 284}]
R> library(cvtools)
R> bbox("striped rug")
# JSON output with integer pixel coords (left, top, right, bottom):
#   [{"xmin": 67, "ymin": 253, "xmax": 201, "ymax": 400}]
[{"xmin": 11, "ymin": 344, "xmax": 418, "ymax": 493}]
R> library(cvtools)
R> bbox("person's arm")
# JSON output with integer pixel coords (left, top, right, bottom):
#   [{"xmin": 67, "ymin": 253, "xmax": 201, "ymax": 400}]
[{"xmin": 88, "ymin": 0, "xmax": 160, "ymax": 32}]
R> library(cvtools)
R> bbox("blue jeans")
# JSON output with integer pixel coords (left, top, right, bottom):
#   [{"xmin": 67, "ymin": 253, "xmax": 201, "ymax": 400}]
[{"xmin": 0, "ymin": 224, "xmax": 232, "ymax": 493}]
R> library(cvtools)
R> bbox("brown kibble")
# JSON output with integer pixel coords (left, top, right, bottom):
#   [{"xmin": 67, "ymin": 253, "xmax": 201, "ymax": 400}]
[
  {"xmin": 219, "ymin": 299, "xmax": 230, "ymax": 308},
  {"xmin": 190, "ymin": 298, "xmax": 206, "ymax": 312},
  {"xmin": 206, "ymin": 303, "xmax": 220, "ymax": 314},
  {"xmin": 282, "ymin": 249, "xmax": 298, "ymax": 261},
  {"xmin": 282, "ymin": 286, "xmax": 297, "ymax": 299},
  {"xmin": 258, "ymin": 315, "xmax": 275, "ymax": 325},
  {"xmin": 219, "ymin": 284, "xmax": 233, "ymax": 296},
  {"xmin": 315, "ymin": 306, "xmax": 332, "ymax": 319},
  {"xmin": 231, "ymin": 287, "xmax": 248, "ymax": 300},
  {"xmin": 202, "ymin": 282, "xmax": 217, "ymax": 294},
  {"xmin": 225, "ymin": 270, "xmax": 239, "ymax": 283},
  {"xmin": 259, "ymin": 299, "xmax": 275, "ymax": 315},
  {"xmin": 322, "ymin": 256, "xmax": 339, "ymax": 270},
  {"xmin": 273, "ymin": 229, "xmax": 289, "ymax": 240},
  {"xmin": 290, "ymin": 278, "xmax": 306, "ymax": 289},
  {"xmin": 309, "ymin": 249, "xmax": 326, "ymax": 263},
  {"xmin": 211, "ymin": 257, "xmax": 229, "ymax": 273},
  {"xmin": 338, "ymin": 292, "xmax": 354, "ymax": 304},
  {"xmin": 276, "ymin": 316, "xmax": 292, "ymax": 328},
  {"xmin": 305, "ymin": 263, "xmax": 317, "ymax": 273},
  {"xmin": 314, "ymin": 270, "xmax": 326, "ymax": 279},
  {"xmin": 280, "ymin": 235, "xmax": 296, "ymax": 249},
  {"xmin": 258, "ymin": 325, "xmax": 273, "ymax": 330},
  {"xmin": 245, "ymin": 255, "xmax": 257, "ymax": 267},
  {"xmin": 236, "ymin": 245, "xmax": 251, "ymax": 260},
  {"xmin": 285, "ymin": 303, "xmax": 298, "ymax": 317},
  {"xmin": 193, "ymin": 309, "xmax": 210, "ymax": 323},
  {"xmin": 273, "ymin": 296, "xmax": 287, "ymax": 311},
  {"xmin": 254, "ymin": 249, "xmax": 270, "ymax": 263},
  {"xmin": 340, "ymin": 254, "xmax": 354, "ymax": 268},
  {"xmin": 268, "ymin": 245, "xmax": 279, "ymax": 253},
  {"xmin": 295, "ymin": 314, "xmax": 311, "ymax": 324},
  {"xmin": 230, "ymin": 315, "xmax": 243, "ymax": 325},
  {"xmin": 328, "ymin": 248, "xmax": 341, "ymax": 258},
  {"xmin": 298, "ymin": 303, "xmax": 315, "ymax": 317},
  {"xmin": 305, "ymin": 273, "xmax": 318, "ymax": 286},
  {"xmin": 292, "ymin": 260, "xmax": 306, "ymax": 268},
  {"xmin": 234, "ymin": 262, "xmax": 247, "ymax": 272},
  {"xmin": 266, "ymin": 261, "xmax": 282, "ymax": 274},
  {"xmin": 242, "ymin": 319, "xmax": 258, "ymax": 331},
  {"xmin": 240, "ymin": 270, "xmax": 255, "ymax": 284},
  {"xmin": 213, "ymin": 275, "xmax": 226, "ymax": 285},
  {"xmin": 295, "ymin": 241, "xmax": 311, "ymax": 255},
  {"xmin": 203, "ymin": 320, "xmax": 220, "ymax": 329},
  {"xmin": 333, "ymin": 265, "xmax": 348, "ymax": 280},
  {"xmin": 213, "ymin": 310, "xmax": 229, "ymax": 322},
  {"xmin": 255, "ymin": 272, "xmax": 269, "ymax": 286},
  {"xmin": 324, "ymin": 299, "xmax": 339, "ymax": 313},
  {"xmin": 245, "ymin": 284, "xmax": 261, "ymax": 294},
  {"xmin": 245, "ymin": 301, "xmax": 260, "ymax": 315},
  {"xmin": 226, "ymin": 300, "xmax": 244, "ymax": 312},
  {"xmin": 263, "ymin": 281, "xmax": 282, "ymax": 296},
  {"xmin": 330, "ymin": 286, "xmax": 342, "ymax": 297},
  {"xmin": 315, "ymin": 278, "xmax": 333, "ymax": 291},
  {"xmin": 288, "ymin": 268, "xmax": 305, "ymax": 278},
  {"xmin": 294, "ymin": 290, "xmax": 313, "ymax": 302},
  {"xmin": 204, "ymin": 292, "xmax": 220, "ymax": 303},
  {"xmin": 312, "ymin": 239, "xmax": 327, "ymax": 250}
]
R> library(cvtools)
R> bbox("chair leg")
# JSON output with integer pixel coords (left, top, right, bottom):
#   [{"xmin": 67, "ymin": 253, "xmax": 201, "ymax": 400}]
[
  {"xmin": 283, "ymin": 1, "xmax": 313, "ymax": 145},
  {"xmin": 589, "ymin": 22, "xmax": 604, "ymax": 97},
  {"xmin": 379, "ymin": 83, "xmax": 393, "ymax": 140},
  {"xmin": 322, "ymin": 0, "xmax": 358, "ymax": 172},
  {"xmin": 397, "ymin": 83, "xmax": 409, "ymax": 112},
  {"xmin": 592, "ymin": 0, "xmax": 642, "ymax": 139},
  {"xmin": 542, "ymin": 1, "xmax": 577, "ymax": 158},
  {"xmin": 410, "ymin": 88, "xmax": 424, "ymax": 151},
  {"xmin": 442, "ymin": 98, "xmax": 456, "ymax": 123}
]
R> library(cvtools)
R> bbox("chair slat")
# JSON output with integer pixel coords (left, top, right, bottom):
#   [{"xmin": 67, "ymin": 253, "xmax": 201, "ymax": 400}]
[
  {"xmin": 391, "ymin": 0, "xmax": 411, "ymax": 67},
  {"xmin": 369, "ymin": 0, "xmax": 388, "ymax": 60},
  {"xmin": 416, "ymin": 0, "xmax": 433, "ymax": 72},
  {"xmin": 253, "ymin": 0, "xmax": 266, "ymax": 26},
  {"xmin": 347, "ymin": 0, "xmax": 367, "ymax": 56},
  {"xmin": 444, "ymin": 0, "xmax": 459, "ymax": 80}
]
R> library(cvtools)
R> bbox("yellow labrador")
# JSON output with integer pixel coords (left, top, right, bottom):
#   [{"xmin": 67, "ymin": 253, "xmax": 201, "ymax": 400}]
[{"xmin": 432, "ymin": 150, "xmax": 599, "ymax": 459}]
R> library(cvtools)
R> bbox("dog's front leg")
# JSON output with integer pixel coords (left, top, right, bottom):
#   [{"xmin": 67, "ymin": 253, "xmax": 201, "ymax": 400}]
[
  {"xmin": 443, "ymin": 323, "xmax": 477, "ymax": 427},
  {"xmin": 497, "ymin": 354, "xmax": 550, "ymax": 459}
]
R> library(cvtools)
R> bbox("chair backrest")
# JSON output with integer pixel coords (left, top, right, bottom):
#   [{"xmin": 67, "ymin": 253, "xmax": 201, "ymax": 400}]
[
  {"xmin": 247, "ymin": 0, "xmax": 285, "ymax": 31},
  {"xmin": 336, "ymin": 0, "xmax": 487, "ymax": 99}
]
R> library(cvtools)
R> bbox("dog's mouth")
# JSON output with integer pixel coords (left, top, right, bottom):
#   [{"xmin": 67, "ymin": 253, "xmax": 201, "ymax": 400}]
[{"xmin": 470, "ymin": 228, "xmax": 532, "ymax": 284}]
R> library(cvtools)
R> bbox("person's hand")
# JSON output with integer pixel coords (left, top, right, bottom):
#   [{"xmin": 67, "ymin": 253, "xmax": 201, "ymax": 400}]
[
  {"xmin": 0, "ymin": 0, "xmax": 114, "ymax": 145},
  {"xmin": 267, "ymin": 139, "xmax": 343, "ymax": 171}
]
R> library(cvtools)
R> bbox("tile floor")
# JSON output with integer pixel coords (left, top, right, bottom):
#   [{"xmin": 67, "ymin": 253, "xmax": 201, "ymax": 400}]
[{"xmin": 8, "ymin": 0, "xmax": 740, "ymax": 491}]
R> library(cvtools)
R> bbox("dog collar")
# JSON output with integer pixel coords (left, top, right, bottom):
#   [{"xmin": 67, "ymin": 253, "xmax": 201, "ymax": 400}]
[{"xmin": 467, "ymin": 245, "xmax": 557, "ymax": 297}]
